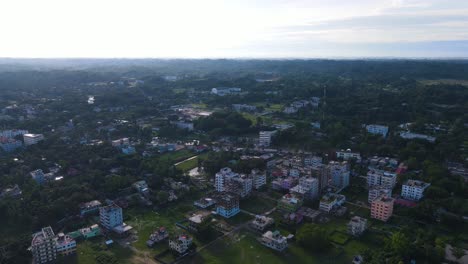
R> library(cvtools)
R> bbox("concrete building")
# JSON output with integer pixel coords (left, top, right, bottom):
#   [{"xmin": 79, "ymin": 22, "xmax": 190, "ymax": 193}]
[
  {"xmin": 328, "ymin": 161, "xmax": 350, "ymax": 189},
  {"xmin": 304, "ymin": 155, "xmax": 322, "ymax": 167},
  {"xmin": 371, "ymin": 195, "xmax": 394, "ymax": 222},
  {"xmin": 55, "ymin": 233, "xmax": 76, "ymax": 256},
  {"xmin": 336, "ymin": 149, "xmax": 361, "ymax": 161},
  {"xmin": 367, "ymin": 170, "xmax": 397, "ymax": 189},
  {"xmin": 0, "ymin": 138, "xmax": 22, "ymax": 152},
  {"xmin": 169, "ymin": 234, "xmax": 193, "ymax": 254},
  {"xmin": 172, "ymin": 121, "xmax": 194, "ymax": 131},
  {"xmin": 347, "ymin": 216, "xmax": 368, "ymax": 237},
  {"xmin": 79, "ymin": 200, "xmax": 102, "ymax": 216},
  {"xmin": 232, "ymin": 104, "xmax": 257, "ymax": 112},
  {"xmin": 311, "ymin": 164, "xmax": 329, "ymax": 192},
  {"xmin": 23, "ymin": 133, "xmax": 44, "ymax": 146},
  {"xmin": 194, "ymin": 197, "xmax": 216, "ymax": 209},
  {"xmin": 399, "ymin": 132, "xmax": 436, "ymax": 143},
  {"xmin": 401, "ymin": 180, "xmax": 430, "ymax": 201},
  {"xmin": 366, "ymin": 124, "xmax": 389, "ymax": 138},
  {"xmin": 368, "ymin": 186, "xmax": 392, "ymax": 203},
  {"xmin": 30, "ymin": 169, "xmax": 45, "ymax": 185},
  {"xmin": 260, "ymin": 230, "xmax": 288, "ymax": 251},
  {"xmin": 133, "ymin": 180, "xmax": 149, "ymax": 195},
  {"xmin": 188, "ymin": 210, "xmax": 212, "ymax": 232},
  {"xmin": 215, "ymin": 167, "xmax": 239, "ymax": 192},
  {"xmin": 277, "ymin": 194, "xmax": 303, "ymax": 212},
  {"xmin": 146, "ymin": 227, "xmax": 169, "ymax": 247},
  {"xmin": 319, "ymin": 193, "xmax": 346, "ymax": 213},
  {"xmin": 290, "ymin": 177, "xmax": 319, "ymax": 200},
  {"xmin": 215, "ymin": 193, "xmax": 240, "ymax": 218},
  {"xmin": 99, "ymin": 204, "xmax": 123, "ymax": 230},
  {"xmin": 215, "ymin": 168, "xmax": 252, "ymax": 198},
  {"xmin": 283, "ymin": 106, "xmax": 298, "ymax": 114},
  {"xmin": 31, "ymin": 226, "xmax": 57, "ymax": 264},
  {"xmin": 259, "ymin": 131, "xmax": 276, "ymax": 147},
  {"xmin": 251, "ymin": 169, "xmax": 267, "ymax": 190},
  {"xmin": 211, "ymin": 87, "xmax": 242, "ymax": 96},
  {"xmin": 250, "ymin": 215, "xmax": 275, "ymax": 232}
]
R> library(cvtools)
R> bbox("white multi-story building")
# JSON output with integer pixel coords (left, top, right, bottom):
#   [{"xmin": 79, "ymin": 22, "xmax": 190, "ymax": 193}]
[
  {"xmin": 23, "ymin": 133, "xmax": 44, "ymax": 146},
  {"xmin": 260, "ymin": 230, "xmax": 288, "ymax": 251},
  {"xmin": 399, "ymin": 132, "xmax": 436, "ymax": 143},
  {"xmin": 366, "ymin": 124, "xmax": 389, "ymax": 138},
  {"xmin": 304, "ymin": 156, "xmax": 322, "ymax": 167},
  {"xmin": 401, "ymin": 180, "xmax": 430, "ymax": 201},
  {"xmin": 368, "ymin": 185, "xmax": 392, "ymax": 203},
  {"xmin": 232, "ymin": 104, "xmax": 257, "ymax": 112},
  {"xmin": 215, "ymin": 167, "xmax": 239, "ymax": 192},
  {"xmin": 31, "ymin": 227, "xmax": 57, "ymax": 264},
  {"xmin": 99, "ymin": 204, "xmax": 123, "ymax": 230},
  {"xmin": 251, "ymin": 169, "xmax": 267, "ymax": 189},
  {"xmin": 336, "ymin": 149, "xmax": 361, "ymax": 161},
  {"xmin": 169, "ymin": 234, "xmax": 193, "ymax": 254},
  {"xmin": 328, "ymin": 161, "xmax": 350, "ymax": 189},
  {"xmin": 283, "ymin": 106, "xmax": 298, "ymax": 114},
  {"xmin": 290, "ymin": 177, "xmax": 319, "ymax": 200},
  {"xmin": 0, "ymin": 129, "xmax": 28, "ymax": 138},
  {"xmin": 319, "ymin": 193, "xmax": 346, "ymax": 213},
  {"xmin": 367, "ymin": 170, "xmax": 397, "ymax": 189},
  {"xmin": 347, "ymin": 216, "xmax": 368, "ymax": 237},
  {"xmin": 259, "ymin": 131, "xmax": 276, "ymax": 147}
]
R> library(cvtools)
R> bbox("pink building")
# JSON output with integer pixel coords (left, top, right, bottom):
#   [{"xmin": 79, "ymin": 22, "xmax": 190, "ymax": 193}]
[{"xmin": 371, "ymin": 195, "xmax": 394, "ymax": 222}]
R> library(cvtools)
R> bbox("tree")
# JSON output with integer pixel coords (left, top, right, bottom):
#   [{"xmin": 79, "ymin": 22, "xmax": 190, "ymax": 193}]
[
  {"xmin": 156, "ymin": 191, "xmax": 169, "ymax": 203},
  {"xmin": 452, "ymin": 247, "xmax": 465, "ymax": 260},
  {"xmin": 387, "ymin": 231, "xmax": 411, "ymax": 258},
  {"xmin": 296, "ymin": 223, "xmax": 330, "ymax": 252}
]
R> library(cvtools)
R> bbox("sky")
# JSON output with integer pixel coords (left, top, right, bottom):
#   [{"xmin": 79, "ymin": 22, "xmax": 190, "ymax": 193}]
[{"xmin": 1, "ymin": 0, "xmax": 468, "ymax": 58}]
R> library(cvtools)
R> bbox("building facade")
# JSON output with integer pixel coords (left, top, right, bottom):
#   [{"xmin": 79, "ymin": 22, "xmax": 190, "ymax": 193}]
[
  {"xmin": 99, "ymin": 204, "xmax": 123, "ymax": 229},
  {"xmin": 371, "ymin": 196, "xmax": 394, "ymax": 222},
  {"xmin": 401, "ymin": 180, "xmax": 430, "ymax": 201},
  {"xmin": 31, "ymin": 227, "xmax": 57, "ymax": 264}
]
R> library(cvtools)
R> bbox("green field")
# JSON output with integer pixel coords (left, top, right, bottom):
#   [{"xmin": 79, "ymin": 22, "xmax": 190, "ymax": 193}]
[
  {"xmin": 240, "ymin": 196, "xmax": 276, "ymax": 214},
  {"xmin": 175, "ymin": 156, "xmax": 199, "ymax": 171}
]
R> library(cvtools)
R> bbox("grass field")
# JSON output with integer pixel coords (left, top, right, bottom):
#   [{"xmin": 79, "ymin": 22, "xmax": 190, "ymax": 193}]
[
  {"xmin": 419, "ymin": 79, "xmax": 468, "ymax": 86},
  {"xmin": 175, "ymin": 156, "xmax": 199, "ymax": 171},
  {"xmin": 329, "ymin": 231, "xmax": 350, "ymax": 245},
  {"xmin": 160, "ymin": 149, "xmax": 195, "ymax": 163},
  {"xmin": 240, "ymin": 196, "xmax": 276, "ymax": 214}
]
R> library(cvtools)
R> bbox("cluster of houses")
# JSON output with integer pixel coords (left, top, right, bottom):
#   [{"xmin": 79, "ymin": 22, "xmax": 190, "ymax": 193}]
[
  {"xmin": 283, "ymin": 97, "xmax": 320, "ymax": 114},
  {"xmin": 0, "ymin": 129, "xmax": 44, "ymax": 153}
]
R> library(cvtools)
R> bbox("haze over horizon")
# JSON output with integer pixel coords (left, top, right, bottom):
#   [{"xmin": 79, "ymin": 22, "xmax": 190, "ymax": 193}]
[{"xmin": 1, "ymin": 0, "xmax": 468, "ymax": 58}]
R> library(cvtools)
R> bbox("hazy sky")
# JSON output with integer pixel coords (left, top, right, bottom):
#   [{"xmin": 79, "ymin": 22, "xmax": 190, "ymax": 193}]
[{"xmin": 1, "ymin": 0, "xmax": 468, "ymax": 58}]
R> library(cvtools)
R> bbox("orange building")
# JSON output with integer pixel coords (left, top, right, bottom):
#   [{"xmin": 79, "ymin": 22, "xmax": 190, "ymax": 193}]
[{"xmin": 371, "ymin": 195, "xmax": 394, "ymax": 222}]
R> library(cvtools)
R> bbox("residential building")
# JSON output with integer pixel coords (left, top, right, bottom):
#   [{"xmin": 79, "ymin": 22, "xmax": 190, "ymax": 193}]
[
  {"xmin": 99, "ymin": 204, "xmax": 123, "ymax": 230},
  {"xmin": 31, "ymin": 226, "xmax": 57, "ymax": 264},
  {"xmin": 367, "ymin": 170, "xmax": 397, "ymax": 189},
  {"xmin": 304, "ymin": 155, "xmax": 322, "ymax": 167},
  {"xmin": 211, "ymin": 87, "xmax": 242, "ymax": 96},
  {"xmin": 336, "ymin": 149, "xmax": 361, "ymax": 161},
  {"xmin": 79, "ymin": 225, "xmax": 101, "ymax": 239},
  {"xmin": 215, "ymin": 167, "xmax": 239, "ymax": 192},
  {"xmin": 0, "ymin": 137, "xmax": 22, "ymax": 152},
  {"xmin": 0, "ymin": 184, "xmax": 22, "ymax": 199},
  {"xmin": 146, "ymin": 227, "xmax": 168, "ymax": 247},
  {"xmin": 121, "ymin": 145, "xmax": 136, "ymax": 155},
  {"xmin": 311, "ymin": 164, "xmax": 329, "ymax": 192},
  {"xmin": 23, "ymin": 133, "xmax": 44, "ymax": 146},
  {"xmin": 259, "ymin": 131, "xmax": 276, "ymax": 147},
  {"xmin": 251, "ymin": 169, "xmax": 267, "ymax": 189},
  {"xmin": 225, "ymin": 175, "xmax": 253, "ymax": 198},
  {"xmin": 371, "ymin": 195, "xmax": 394, "ymax": 222},
  {"xmin": 277, "ymin": 194, "xmax": 303, "ymax": 212},
  {"xmin": 290, "ymin": 177, "xmax": 319, "ymax": 200},
  {"xmin": 111, "ymin": 137, "xmax": 130, "ymax": 147},
  {"xmin": 319, "ymin": 193, "xmax": 346, "ymax": 213},
  {"xmin": 215, "ymin": 192, "xmax": 240, "ymax": 218},
  {"xmin": 260, "ymin": 230, "xmax": 288, "ymax": 251},
  {"xmin": 79, "ymin": 200, "xmax": 102, "ymax": 216},
  {"xmin": 328, "ymin": 161, "xmax": 350, "ymax": 189},
  {"xmin": 169, "ymin": 234, "xmax": 193, "ymax": 254},
  {"xmin": 250, "ymin": 215, "xmax": 275, "ymax": 231},
  {"xmin": 366, "ymin": 124, "xmax": 389, "ymax": 138},
  {"xmin": 55, "ymin": 233, "xmax": 76, "ymax": 256},
  {"xmin": 188, "ymin": 210, "xmax": 212, "ymax": 232},
  {"xmin": 172, "ymin": 121, "xmax": 194, "ymax": 131},
  {"xmin": 399, "ymin": 132, "xmax": 436, "ymax": 143},
  {"xmin": 194, "ymin": 197, "xmax": 216, "ymax": 208},
  {"xmin": 347, "ymin": 216, "xmax": 368, "ymax": 237},
  {"xmin": 0, "ymin": 129, "xmax": 28, "ymax": 138},
  {"xmin": 283, "ymin": 106, "xmax": 298, "ymax": 114},
  {"xmin": 232, "ymin": 104, "xmax": 257, "ymax": 112},
  {"xmin": 401, "ymin": 180, "xmax": 430, "ymax": 201},
  {"xmin": 30, "ymin": 169, "xmax": 45, "ymax": 185},
  {"xmin": 133, "ymin": 180, "xmax": 149, "ymax": 195},
  {"xmin": 368, "ymin": 186, "xmax": 392, "ymax": 203}
]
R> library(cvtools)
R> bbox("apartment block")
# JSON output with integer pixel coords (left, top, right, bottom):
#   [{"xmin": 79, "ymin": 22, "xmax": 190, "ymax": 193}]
[
  {"xmin": 251, "ymin": 169, "xmax": 267, "ymax": 190},
  {"xmin": 260, "ymin": 230, "xmax": 288, "ymax": 251},
  {"xmin": 290, "ymin": 177, "xmax": 319, "ymax": 200},
  {"xmin": 401, "ymin": 180, "xmax": 430, "ymax": 201},
  {"xmin": 79, "ymin": 200, "xmax": 102, "ymax": 216},
  {"xmin": 31, "ymin": 227, "xmax": 57, "ymax": 264},
  {"xmin": 250, "ymin": 215, "xmax": 275, "ymax": 232},
  {"xmin": 347, "ymin": 216, "xmax": 368, "ymax": 237},
  {"xmin": 277, "ymin": 194, "xmax": 303, "ymax": 212},
  {"xmin": 259, "ymin": 131, "xmax": 276, "ymax": 147},
  {"xmin": 366, "ymin": 124, "xmax": 389, "ymax": 138},
  {"xmin": 55, "ymin": 233, "xmax": 76, "ymax": 256},
  {"xmin": 336, "ymin": 149, "xmax": 361, "ymax": 161},
  {"xmin": 99, "ymin": 204, "xmax": 123, "ymax": 230},
  {"xmin": 371, "ymin": 196, "xmax": 394, "ymax": 222},
  {"xmin": 368, "ymin": 186, "xmax": 392, "ymax": 203},
  {"xmin": 169, "ymin": 234, "xmax": 193, "ymax": 254},
  {"xmin": 23, "ymin": 133, "xmax": 44, "ymax": 146},
  {"xmin": 328, "ymin": 161, "xmax": 350, "ymax": 189},
  {"xmin": 319, "ymin": 193, "xmax": 346, "ymax": 213},
  {"xmin": 215, "ymin": 192, "xmax": 240, "ymax": 218},
  {"xmin": 367, "ymin": 170, "xmax": 397, "ymax": 189}
]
